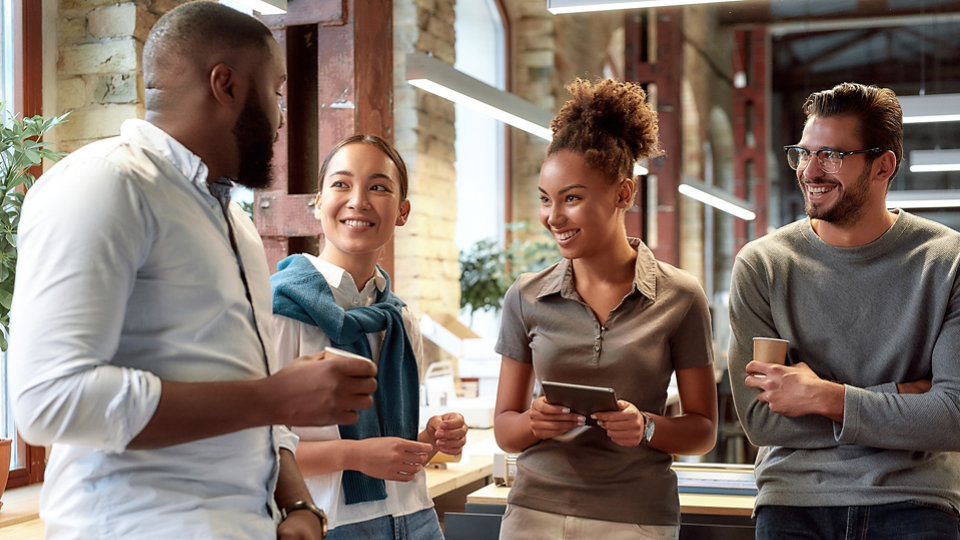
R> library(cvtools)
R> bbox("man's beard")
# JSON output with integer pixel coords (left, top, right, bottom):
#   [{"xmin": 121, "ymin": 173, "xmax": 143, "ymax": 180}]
[
  {"xmin": 802, "ymin": 166, "xmax": 871, "ymax": 226},
  {"xmin": 232, "ymin": 91, "xmax": 275, "ymax": 190}
]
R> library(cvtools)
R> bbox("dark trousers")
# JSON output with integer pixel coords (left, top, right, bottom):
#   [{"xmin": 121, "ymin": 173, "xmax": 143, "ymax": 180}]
[{"xmin": 756, "ymin": 502, "xmax": 960, "ymax": 540}]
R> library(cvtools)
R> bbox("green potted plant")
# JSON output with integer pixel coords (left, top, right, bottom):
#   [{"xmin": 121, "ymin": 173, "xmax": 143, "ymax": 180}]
[
  {"xmin": 0, "ymin": 104, "xmax": 68, "ymax": 349},
  {"xmin": 459, "ymin": 225, "xmax": 559, "ymax": 322},
  {"xmin": 0, "ymin": 103, "xmax": 68, "ymax": 505}
]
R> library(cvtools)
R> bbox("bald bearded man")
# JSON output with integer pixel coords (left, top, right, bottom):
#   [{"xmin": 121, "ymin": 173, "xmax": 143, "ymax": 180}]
[{"xmin": 9, "ymin": 3, "xmax": 376, "ymax": 539}]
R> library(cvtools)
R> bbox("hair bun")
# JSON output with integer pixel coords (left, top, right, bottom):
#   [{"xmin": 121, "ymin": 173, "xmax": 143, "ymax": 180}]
[{"xmin": 548, "ymin": 78, "xmax": 661, "ymax": 180}]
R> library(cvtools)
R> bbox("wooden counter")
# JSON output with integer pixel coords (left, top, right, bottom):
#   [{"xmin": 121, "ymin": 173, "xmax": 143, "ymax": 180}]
[
  {"xmin": 465, "ymin": 483, "xmax": 754, "ymax": 517},
  {"xmin": 0, "ymin": 484, "xmax": 43, "ymax": 539},
  {"xmin": 425, "ymin": 454, "xmax": 493, "ymax": 499}
]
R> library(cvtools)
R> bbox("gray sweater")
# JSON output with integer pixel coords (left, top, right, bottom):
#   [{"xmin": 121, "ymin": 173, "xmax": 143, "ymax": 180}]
[{"xmin": 728, "ymin": 211, "xmax": 960, "ymax": 513}]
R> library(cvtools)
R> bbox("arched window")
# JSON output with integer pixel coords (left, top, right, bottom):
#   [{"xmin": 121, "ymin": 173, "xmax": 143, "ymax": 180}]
[{"xmin": 454, "ymin": 0, "xmax": 508, "ymax": 339}]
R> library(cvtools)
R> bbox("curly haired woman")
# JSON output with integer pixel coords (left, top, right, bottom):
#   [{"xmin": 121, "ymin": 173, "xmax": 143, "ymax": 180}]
[{"xmin": 493, "ymin": 79, "xmax": 718, "ymax": 540}]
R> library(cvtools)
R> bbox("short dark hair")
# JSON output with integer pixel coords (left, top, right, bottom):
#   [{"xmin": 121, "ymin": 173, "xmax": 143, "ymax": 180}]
[
  {"xmin": 318, "ymin": 135, "xmax": 409, "ymax": 201},
  {"xmin": 143, "ymin": 1, "xmax": 273, "ymax": 98},
  {"xmin": 802, "ymin": 82, "xmax": 903, "ymax": 180},
  {"xmin": 547, "ymin": 78, "xmax": 662, "ymax": 184}
]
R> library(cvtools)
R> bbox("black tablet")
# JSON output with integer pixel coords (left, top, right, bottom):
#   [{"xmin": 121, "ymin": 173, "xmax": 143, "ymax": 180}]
[{"xmin": 540, "ymin": 380, "xmax": 619, "ymax": 424}]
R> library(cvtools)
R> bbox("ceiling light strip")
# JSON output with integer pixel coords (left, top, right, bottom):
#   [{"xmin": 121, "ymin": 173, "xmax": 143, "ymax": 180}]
[
  {"xmin": 900, "ymin": 94, "xmax": 960, "ymax": 125},
  {"xmin": 406, "ymin": 52, "xmax": 553, "ymax": 141},
  {"xmin": 547, "ymin": 0, "xmax": 745, "ymax": 15},
  {"xmin": 678, "ymin": 178, "xmax": 756, "ymax": 221},
  {"xmin": 908, "ymin": 149, "xmax": 960, "ymax": 173},
  {"xmin": 221, "ymin": 0, "xmax": 286, "ymax": 14},
  {"xmin": 886, "ymin": 190, "xmax": 960, "ymax": 209}
]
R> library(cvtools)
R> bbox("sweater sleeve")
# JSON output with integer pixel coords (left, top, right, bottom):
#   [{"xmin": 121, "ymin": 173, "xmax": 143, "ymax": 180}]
[
  {"xmin": 836, "ymin": 274, "xmax": 960, "ymax": 451},
  {"xmin": 727, "ymin": 255, "xmax": 840, "ymax": 449}
]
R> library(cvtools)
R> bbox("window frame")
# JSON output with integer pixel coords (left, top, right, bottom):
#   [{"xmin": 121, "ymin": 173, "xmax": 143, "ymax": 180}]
[{"xmin": 3, "ymin": 0, "xmax": 46, "ymax": 489}]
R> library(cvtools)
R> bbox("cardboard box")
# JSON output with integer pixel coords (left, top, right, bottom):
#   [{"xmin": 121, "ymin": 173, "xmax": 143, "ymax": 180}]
[
  {"xmin": 420, "ymin": 313, "xmax": 501, "ymax": 399},
  {"xmin": 419, "ymin": 314, "xmax": 499, "ymax": 426}
]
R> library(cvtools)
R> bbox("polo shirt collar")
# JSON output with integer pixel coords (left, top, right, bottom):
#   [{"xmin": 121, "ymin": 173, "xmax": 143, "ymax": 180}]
[{"xmin": 536, "ymin": 237, "xmax": 657, "ymax": 302}]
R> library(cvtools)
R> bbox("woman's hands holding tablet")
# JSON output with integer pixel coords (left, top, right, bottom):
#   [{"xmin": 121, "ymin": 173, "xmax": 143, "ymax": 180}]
[
  {"xmin": 528, "ymin": 396, "xmax": 586, "ymax": 440},
  {"xmin": 593, "ymin": 401, "xmax": 649, "ymax": 447}
]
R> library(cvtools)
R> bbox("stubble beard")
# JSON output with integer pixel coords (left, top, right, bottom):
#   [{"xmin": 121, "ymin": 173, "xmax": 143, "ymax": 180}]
[{"xmin": 803, "ymin": 166, "xmax": 872, "ymax": 227}]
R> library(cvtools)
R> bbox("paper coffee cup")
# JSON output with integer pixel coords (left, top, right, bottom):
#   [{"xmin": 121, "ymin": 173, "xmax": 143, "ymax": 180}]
[{"xmin": 753, "ymin": 337, "xmax": 789, "ymax": 365}]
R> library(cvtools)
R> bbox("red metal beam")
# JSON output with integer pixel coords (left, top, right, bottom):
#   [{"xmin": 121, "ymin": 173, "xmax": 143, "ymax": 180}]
[
  {"xmin": 255, "ymin": 1, "xmax": 395, "ymax": 278},
  {"xmin": 731, "ymin": 27, "xmax": 769, "ymax": 252}
]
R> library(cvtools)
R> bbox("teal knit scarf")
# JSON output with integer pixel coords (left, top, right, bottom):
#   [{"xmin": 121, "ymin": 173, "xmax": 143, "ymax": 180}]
[{"xmin": 271, "ymin": 254, "xmax": 419, "ymax": 504}]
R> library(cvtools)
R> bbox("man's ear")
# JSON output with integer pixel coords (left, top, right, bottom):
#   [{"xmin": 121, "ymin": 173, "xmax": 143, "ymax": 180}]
[
  {"xmin": 873, "ymin": 149, "xmax": 897, "ymax": 184},
  {"xmin": 396, "ymin": 199, "xmax": 411, "ymax": 226},
  {"xmin": 209, "ymin": 63, "xmax": 239, "ymax": 106}
]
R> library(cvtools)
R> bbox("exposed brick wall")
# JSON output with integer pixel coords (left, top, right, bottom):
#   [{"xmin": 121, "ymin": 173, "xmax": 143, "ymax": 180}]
[
  {"xmin": 393, "ymin": 0, "xmax": 461, "ymax": 323},
  {"xmin": 52, "ymin": 0, "xmax": 185, "ymax": 152},
  {"xmin": 503, "ymin": 0, "xmax": 554, "ymax": 245}
]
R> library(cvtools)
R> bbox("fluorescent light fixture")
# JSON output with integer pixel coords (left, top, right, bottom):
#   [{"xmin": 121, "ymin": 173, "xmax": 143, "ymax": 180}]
[
  {"xmin": 406, "ymin": 52, "xmax": 553, "ymax": 141},
  {"xmin": 633, "ymin": 162, "xmax": 649, "ymax": 176},
  {"xmin": 547, "ymin": 0, "xmax": 745, "ymax": 15},
  {"xmin": 909, "ymin": 149, "xmax": 960, "ymax": 173},
  {"xmin": 678, "ymin": 177, "xmax": 756, "ymax": 221},
  {"xmin": 220, "ymin": 0, "xmax": 286, "ymax": 15},
  {"xmin": 886, "ymin": 190, "xmax": 960, "ymax": 209},
  {"xmin": 900, "ymin": 93, "xmax": 960, "ymax": 124}
]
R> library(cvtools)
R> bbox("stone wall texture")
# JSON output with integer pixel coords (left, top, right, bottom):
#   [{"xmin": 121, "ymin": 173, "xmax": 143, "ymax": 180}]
[
  {"xmin": 392, "ymin": 0, "xmax": 461, "ymax": 328},
  {"xmin": 53, "ymin": 0, "xmax": 183, "ymax": 152}
]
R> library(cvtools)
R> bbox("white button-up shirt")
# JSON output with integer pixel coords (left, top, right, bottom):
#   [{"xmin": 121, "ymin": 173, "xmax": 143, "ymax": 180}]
[{"xmin": 9, "ymin": 119, "xmax": 296, "ymax": 539}]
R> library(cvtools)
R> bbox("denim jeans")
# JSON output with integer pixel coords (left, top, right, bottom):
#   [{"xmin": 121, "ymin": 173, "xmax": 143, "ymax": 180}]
[
  {"xmin": 756, "ymin": 502, "xmax": 960, "ymax": 540},
  {"xmin": 325, "ymin": 507, "xmax": 444, "ymax": 540}
]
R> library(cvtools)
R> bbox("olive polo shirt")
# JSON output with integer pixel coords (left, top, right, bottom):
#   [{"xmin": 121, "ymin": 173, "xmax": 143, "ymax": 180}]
[{"xmin": 495, "ymin": 238, "xmax": 714, "ymax": 526}]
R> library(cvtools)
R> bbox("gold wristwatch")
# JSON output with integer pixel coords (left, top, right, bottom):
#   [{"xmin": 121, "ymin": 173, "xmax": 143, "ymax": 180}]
[{"xmin": 282, "ymin": 500, "xmax": 329, "ymax": 538}]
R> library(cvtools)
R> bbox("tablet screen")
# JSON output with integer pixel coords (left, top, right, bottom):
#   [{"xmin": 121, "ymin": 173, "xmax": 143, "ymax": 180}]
[{"xmin": 540, "ymin": 380, "xmax": 619, "ymax": 423}]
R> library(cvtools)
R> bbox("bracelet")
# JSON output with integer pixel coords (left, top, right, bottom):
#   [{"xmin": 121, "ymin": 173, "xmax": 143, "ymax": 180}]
[{"xmin": 281, "ymin": 500, "xmax": 328, "ymax": 537}]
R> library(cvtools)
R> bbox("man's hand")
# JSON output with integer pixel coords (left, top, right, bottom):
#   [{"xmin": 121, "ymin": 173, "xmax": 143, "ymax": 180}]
[
  {"xmin": 897, "ymin": 379, "xmax": 932, "ymax": 394},
  {"xmin": 745, "ymin": 361, "xmax": 845, "ymax": 422},
  {"xmin": 593, "ymin": 400, "xmax": 647, "ymax": 447},
  {"xmin": 355, "ymin": 437, "xmax": 434, "ymax": 482},
  {"xmin": 278, "ymin": 510, "xmax": 325, "ymax": 540},
  {"xmin": 422, "ymin": 413, "xmax": 468, "ymax": 455},
  {"xmin": 267, "ymin": 353, "xmax": 378, "ymax": 427},
  {"xmin": 529, "ymin": 396, "xmax": 585, "ymax": 440}
]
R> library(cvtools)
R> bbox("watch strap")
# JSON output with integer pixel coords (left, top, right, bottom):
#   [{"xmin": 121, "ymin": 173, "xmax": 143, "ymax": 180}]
[
  {"xmin": 282, "ymin": 500, "xmax": 328, "ymax": 537},
  {"xmin": 640, "ymin": 412, "xmax": 655, "ymax": 445}
]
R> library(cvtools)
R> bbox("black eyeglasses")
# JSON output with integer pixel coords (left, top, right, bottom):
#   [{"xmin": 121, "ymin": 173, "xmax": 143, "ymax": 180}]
[{"xmin": 783, "ymin": 146, "xmax": 881, "ymax": 174}]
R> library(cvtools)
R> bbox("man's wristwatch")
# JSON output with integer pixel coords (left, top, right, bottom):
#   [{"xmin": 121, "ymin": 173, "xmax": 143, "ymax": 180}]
[
  {"xmin": 640, "ymin": 412, "xmax": 655, "ymax": 445},
  {"xmin": 282, "ymin": 500, "xmax": 329, "ymax": 537}
]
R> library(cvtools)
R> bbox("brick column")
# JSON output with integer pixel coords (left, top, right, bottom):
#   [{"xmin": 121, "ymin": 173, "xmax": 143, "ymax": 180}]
[
  {"xmin": 505, "ymin": 0, "xmax": 554, "ymax": 245},
  {"xmin": 54, "ymin": 0, "xmax": 177, "ymax": 152},
  {"xmin": 393, "ymin": 0, "xmax": 460, "ymax": 319}
]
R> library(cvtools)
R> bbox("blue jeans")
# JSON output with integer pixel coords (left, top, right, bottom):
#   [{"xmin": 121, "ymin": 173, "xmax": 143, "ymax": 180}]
[
  {"xmin": 756, "ymin": 502, "xmax": 960, "ymax": 540},
  {"xmin": 325, "ymin": 507, "xmax": 444, "ymax": 540}
]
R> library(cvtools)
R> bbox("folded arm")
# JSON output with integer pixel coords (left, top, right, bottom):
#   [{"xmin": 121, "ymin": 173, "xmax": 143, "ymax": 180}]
[{"xmin": 727, "ymin": 257, "xmax": 844, "ymax": 448}]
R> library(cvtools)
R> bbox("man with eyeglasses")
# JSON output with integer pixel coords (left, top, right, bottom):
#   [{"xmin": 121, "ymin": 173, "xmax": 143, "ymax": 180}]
[{"xmin": 727, "ymin": 82, "xmax": 960, "ymax": 538}]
